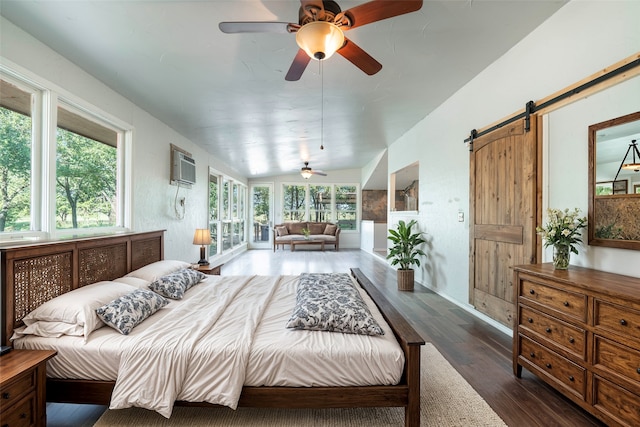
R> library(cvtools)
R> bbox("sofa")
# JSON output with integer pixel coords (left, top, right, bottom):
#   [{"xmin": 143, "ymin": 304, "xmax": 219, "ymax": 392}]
[{"xmin": 273, "ymin": 222, "xmax": 341, "ymax": 252}]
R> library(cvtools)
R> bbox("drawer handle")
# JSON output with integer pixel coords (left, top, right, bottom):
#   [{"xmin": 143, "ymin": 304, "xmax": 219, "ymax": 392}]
[
  {"xmin": 528, "ymin": 318, "xmax": 533, "ymax": 323},
  {"xmin": 529, "ymin": 289, "xmax": 535, "ymax": 295},
  {"xmin": 569, "ymin": 375, "xmax": 574, "ymax": 382},
  {"xmin": 20, "ymin": 413, "xmax": 27, "ymax": 419},
  {"xmin": 546, "ymin": 363, "xmax": 552, "ymax": 369},
  {"xmin": 545, "ymin": 327, "xmax": 552, "ymax": 333},
  {"xmin": 1, "ymin": 392, "xmax": 9, "ymax": 399},
  {"xmin": 2, "ymin": 423, "xmax": 8, "ymax": 427},
  {"xmin": 530, "ymin": 352, "xmax": 535, "ymax": 358},
  {"xmin": 620, "ymin": 319, "xmax": 628, "ymax": 326},
  {"xmin": 563, "ymin": 301, "xmax": 569, "ymax": 307},
  {"xmin": 569, "ymin": 337, "xmax": 575, "ymax": 344},
  {"xmin": 637, "ymin": 368, "xmax": 640, "ymax": 374}
]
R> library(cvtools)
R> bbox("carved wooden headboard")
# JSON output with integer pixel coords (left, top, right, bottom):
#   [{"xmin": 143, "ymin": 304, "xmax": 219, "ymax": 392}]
[{"xmin": 1, "ymin": 230, "xmax": 164, "ymax": 345}]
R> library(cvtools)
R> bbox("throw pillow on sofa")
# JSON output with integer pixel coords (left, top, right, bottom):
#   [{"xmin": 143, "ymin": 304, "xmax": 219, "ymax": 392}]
[
  {"xmin": 309, "ymin": 223, "xmax": 325, "ymax": 234},
  {"xmin": 324, "ymin": 224, "xmax": 337, "ymax": 235},
  {"xmin": 275, "ymin": 226, "xmax": 288, "ymax": 236}
]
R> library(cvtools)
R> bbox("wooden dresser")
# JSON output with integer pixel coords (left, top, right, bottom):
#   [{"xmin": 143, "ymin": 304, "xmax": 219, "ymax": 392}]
[
  {"xmin": 0, "ymin": 350, "xmax": 56, "ymax": 427},
  {"xmin": 513, "ymin": 263, "xmax": 640, "ymax": 427}
]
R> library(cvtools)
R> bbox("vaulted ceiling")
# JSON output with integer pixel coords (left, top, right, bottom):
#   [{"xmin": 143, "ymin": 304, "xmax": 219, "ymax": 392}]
[{"xmin": 0, "ymin": 0, "xmax": 567, "ymax": 182}]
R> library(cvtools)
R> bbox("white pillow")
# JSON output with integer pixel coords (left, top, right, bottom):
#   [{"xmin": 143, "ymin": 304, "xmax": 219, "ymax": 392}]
[
  {"xmin": 18, "ymin": 321, "xmax": 84, "ymax": 339},
  {"xmin": 20, "ymin": 281, "xmax": 135, "ymax": 341},
  {"xmin": 125, "ymin": 260, "xmax": 190, "ymax": 282},
  {"xmin": 113, "ymin": 276, "xmax": 150, "ymax": 289}
]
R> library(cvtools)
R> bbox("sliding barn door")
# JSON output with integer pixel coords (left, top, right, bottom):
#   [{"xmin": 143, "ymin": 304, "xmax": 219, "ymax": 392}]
[{"xmin": 469, "ymin": 116, "xmax": 539, "ymax": 327}]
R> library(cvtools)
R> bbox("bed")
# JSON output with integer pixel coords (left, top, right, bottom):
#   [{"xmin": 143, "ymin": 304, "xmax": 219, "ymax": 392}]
[{"xmin": 1, "ymin": 231, "xmax": 424, "ymax": 426}]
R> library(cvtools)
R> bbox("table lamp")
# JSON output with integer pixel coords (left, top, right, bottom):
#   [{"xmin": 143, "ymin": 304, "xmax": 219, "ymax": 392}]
[{"xmin": 193, "ymin": 229, "xmax": 212, "ymax": 265}]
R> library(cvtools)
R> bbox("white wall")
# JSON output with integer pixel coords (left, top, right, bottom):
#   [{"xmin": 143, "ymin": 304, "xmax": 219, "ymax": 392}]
[
  {"xmin": 545, "ymin": 77, "xmax": 640, "ymax": 277},
  {"xmin": 0, "ymin": 16, "xmax": 247, "ymax": 263},
  {"xmin": 388, "ymin": 1, "xmax": 640, "ymax": 307}
]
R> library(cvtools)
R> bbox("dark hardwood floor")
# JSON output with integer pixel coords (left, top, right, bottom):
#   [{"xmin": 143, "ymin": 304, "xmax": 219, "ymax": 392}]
[{"xmin": 46, "ymin": 248, "xmax": 605, "ymax": 426}]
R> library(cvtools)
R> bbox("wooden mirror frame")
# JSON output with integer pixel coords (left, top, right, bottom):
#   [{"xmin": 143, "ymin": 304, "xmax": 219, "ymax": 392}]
[{"xmin": 588, "ymin": 110, "xmax": 640, "ymax": 251}]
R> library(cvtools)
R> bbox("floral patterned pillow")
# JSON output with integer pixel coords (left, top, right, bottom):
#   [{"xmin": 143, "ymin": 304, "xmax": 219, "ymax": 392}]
[
  {"xmin": 286, "ymin": 273, "xmax": 384, "ymax": 336},
  {"xmin": 96, "ymin": 289, "xmax": 168, "ymax": 335},
  {"xmin": 148, "ymin": 268, "xmax": 206, "ymax": 300}
]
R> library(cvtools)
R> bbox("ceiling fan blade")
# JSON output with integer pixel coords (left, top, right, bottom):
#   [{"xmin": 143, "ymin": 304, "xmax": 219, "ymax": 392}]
[
  {"xmin": 337, "ymin": 38, "xmax": 382, "ymax": 75},
  {"xmin": 285, "ymin": 49, "xmax": 312, "ymax": 81},
  {"xmin": 311, "ymin": 170, "xmax": 327, "ymax": 176},
  {"xmin": 219, "ymin": 21, "xmax": 296, "ymax": 34},
  {"xmin": 343, "ymin": 0, "xmax": 423, "ymax": 30}
]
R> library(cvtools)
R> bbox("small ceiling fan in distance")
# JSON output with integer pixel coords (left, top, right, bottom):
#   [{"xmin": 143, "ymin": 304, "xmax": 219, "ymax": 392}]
[
  {"xmin": 301, "ymin": 162, "xmax": 327, "ymax": 179},
  {"xmin": 219, "ymin": 0, "xmax": 423, "ymax": 81}
]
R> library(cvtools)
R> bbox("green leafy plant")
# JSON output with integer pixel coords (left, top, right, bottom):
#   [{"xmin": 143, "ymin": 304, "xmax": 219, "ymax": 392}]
[
  {"xmin": 536, "ymin": 208, "xmax": 587, "ymax": 254},
  {"xmin": 386, "ymin": 219, "xmax": 427, "ymax": 270},
  {"xmin": 301, "ymin": 228, "xmax": 310, "ymax": 238}
]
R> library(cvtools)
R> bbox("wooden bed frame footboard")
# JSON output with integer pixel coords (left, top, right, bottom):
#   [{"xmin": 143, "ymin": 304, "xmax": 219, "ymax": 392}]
[{"xmin": 1, "ymin": 233, "xmax": 424, "ymax": 427}]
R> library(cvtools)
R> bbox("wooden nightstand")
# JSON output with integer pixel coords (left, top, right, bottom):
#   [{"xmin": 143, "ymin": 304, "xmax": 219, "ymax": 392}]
[
  {"xmin": 1, "ymin": 349, "xmax": 56, "ymax": 427},
  {"xmin": 195, "ymin": 264, "xmax": 223, "ymax": 275}
]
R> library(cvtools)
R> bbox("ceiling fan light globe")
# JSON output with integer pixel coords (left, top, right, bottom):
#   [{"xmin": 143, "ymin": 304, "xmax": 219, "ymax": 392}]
[
  {"xmin": 301, "ymin": 169, "xmax": 313, "ymax": 179},
  {"xmin": 296, "ymin": 21, "xmax": 344, "ymax": 61}
]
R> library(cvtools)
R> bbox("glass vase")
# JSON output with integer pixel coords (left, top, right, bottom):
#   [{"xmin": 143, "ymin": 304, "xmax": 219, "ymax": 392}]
[{"xmin": 553, "ymin": 244, "xmax": 571, "ymax": 270}]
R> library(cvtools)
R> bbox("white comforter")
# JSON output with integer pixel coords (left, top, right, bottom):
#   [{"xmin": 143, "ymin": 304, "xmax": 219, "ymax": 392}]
[{"xmin": 111, "ymin": 275, "xmax": 280, "ymax": 417}]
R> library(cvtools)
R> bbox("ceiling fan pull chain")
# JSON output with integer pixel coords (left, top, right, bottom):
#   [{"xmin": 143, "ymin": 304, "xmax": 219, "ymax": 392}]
[{"xmin": 320, "ymin": 59, "xmax": 324, "ymax": 150}]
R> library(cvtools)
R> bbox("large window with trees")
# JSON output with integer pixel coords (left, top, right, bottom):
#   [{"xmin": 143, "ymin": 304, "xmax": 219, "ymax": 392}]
[
  {"xmin": 0, "ymin": 70, "xmax": 131, "ymax": 241},
  {"xmin": 0, "ymin": 79, "xmax": 32, "ymax": 233},
  {"xmin": 55, "ymin": 105, "xmax": 118, "ymax": 229},
  {"xmin": 281, "ymin": 183, "xmax": 359, "ymax": 229}
]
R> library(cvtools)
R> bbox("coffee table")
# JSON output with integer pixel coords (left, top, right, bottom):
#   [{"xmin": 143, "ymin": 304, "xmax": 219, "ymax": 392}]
[{"xmin": 290, "ymin": 238, "xmax": 325, "ymax": 251}]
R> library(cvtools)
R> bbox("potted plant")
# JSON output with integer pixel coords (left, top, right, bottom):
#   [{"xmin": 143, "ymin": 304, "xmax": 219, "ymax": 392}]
[{"xmin": 387, "ymin": 219, "xmax": 427, "ymax": 291}]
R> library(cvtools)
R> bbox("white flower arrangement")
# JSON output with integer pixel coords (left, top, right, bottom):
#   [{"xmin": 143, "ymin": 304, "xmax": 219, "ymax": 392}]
[{"xmin": 536, "ymin": 208, "xmax": 587, "ymax": 254}]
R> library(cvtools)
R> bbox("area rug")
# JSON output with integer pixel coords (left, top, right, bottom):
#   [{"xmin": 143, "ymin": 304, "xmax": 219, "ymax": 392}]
[{"xmin": 93, "ymin": 343, "xmax": 506, "ymax": 426}]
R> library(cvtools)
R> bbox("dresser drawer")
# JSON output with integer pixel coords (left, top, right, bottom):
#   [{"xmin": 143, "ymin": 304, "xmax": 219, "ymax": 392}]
[
  {"xmin": 0, "ymin": 369, "xmax": 35, "ymax": 411},
  {"xmin": 595, "ymin": 300, "xmax": 640, "ymax": 342},
  {"xmin": 1, "ymin": 394, "xmax": 35, "ymax": 427},
  {"xmin": 593, "ymin": 375, "xmax": 640, "ymax": 427},
  {"xmin": 519, "ymin": 279, "xmax": 587, "ymax": 322},
  {"xmin": 594, "ymin": 336, "xmax": 640, "ymax": 390},
  {"xmin": 519, "ymin": 305, "xmax": 586, "ymax": 360},
  {"xmin": 519, "ymin": 335, "xmax": 586, "ymax": 399}
]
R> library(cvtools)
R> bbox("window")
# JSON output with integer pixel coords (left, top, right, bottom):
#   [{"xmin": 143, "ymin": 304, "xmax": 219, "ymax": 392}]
[
  {"xmin": 56, "ymin": 105, "xmax": 118, "ymax": 229},
  {"xmin": 208, "ymin": 173, "xmax": 218, "ymax": 256},
  {"xmin": 281, "ymin": 183, "xmax": 359, "ymax": 229},
  {"xmin": 208, "ymin": 168, "xmax": 246, "ymax": 257},
  {"xmin": 335, "ymin": 185, "xmax": 357, "ymax": 230},
  {"xmin": 0, "ymin": 79, "xmax": 33, "ymax": 233},
  {"xmin": 309, "ymin": 184, "xmax": 332, "ymax": 222},
  {"xmin": 0, "ymin": 70, "xmax": 131, "ymax": 241},
  {"xmin": 283, "ymin": 184, "xmax": 306, "ymax": 221}
]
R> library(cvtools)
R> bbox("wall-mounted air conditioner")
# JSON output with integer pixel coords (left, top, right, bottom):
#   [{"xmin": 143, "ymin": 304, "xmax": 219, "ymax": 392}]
[{"xmin": 172, "ymin": 150, "xmax": 196, "ymax": 185}]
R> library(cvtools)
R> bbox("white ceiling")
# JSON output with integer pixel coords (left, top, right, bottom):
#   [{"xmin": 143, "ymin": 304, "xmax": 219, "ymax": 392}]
[{"xmin": 0, "ymin": 0, "xmax": 567, "ymax": 184}]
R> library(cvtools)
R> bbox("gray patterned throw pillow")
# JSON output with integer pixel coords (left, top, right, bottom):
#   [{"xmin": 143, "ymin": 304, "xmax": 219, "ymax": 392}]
[
  {"xmin": 286, "ymin": 273, "xmax": 384, "ymax": 336},
  {"xmin": 148, "ymin": 268, "xmax": 206, "ymax": 300},
  {"xmin": 96, "ymin": 289, "xmax": 168, "ymax": 335}
]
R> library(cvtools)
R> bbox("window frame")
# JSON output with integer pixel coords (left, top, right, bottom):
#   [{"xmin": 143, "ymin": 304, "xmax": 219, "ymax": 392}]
[{"xmin": 0, "ymin": 64, "xmax": 133, "ymax": 242}]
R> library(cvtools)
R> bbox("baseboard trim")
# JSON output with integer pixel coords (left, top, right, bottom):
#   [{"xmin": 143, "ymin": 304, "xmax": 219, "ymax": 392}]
[{"xmin": 417, "ymin": 281, "xmax": 513, "ymax": 337}]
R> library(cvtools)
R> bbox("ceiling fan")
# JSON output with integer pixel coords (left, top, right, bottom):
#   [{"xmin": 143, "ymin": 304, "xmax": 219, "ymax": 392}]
[
  {"xmin": 301, "ymin": 162, "xmax": 327, "ymax": 179},
  {"xmin": 219, "ymin": 0, "xmax": 423, "ymax": 81}
]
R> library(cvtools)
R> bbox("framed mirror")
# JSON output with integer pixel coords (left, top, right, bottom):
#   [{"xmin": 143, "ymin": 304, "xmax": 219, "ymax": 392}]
[{"xmin": 588, "ymin": 111, "xmax": 640, "ymax": 250}]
